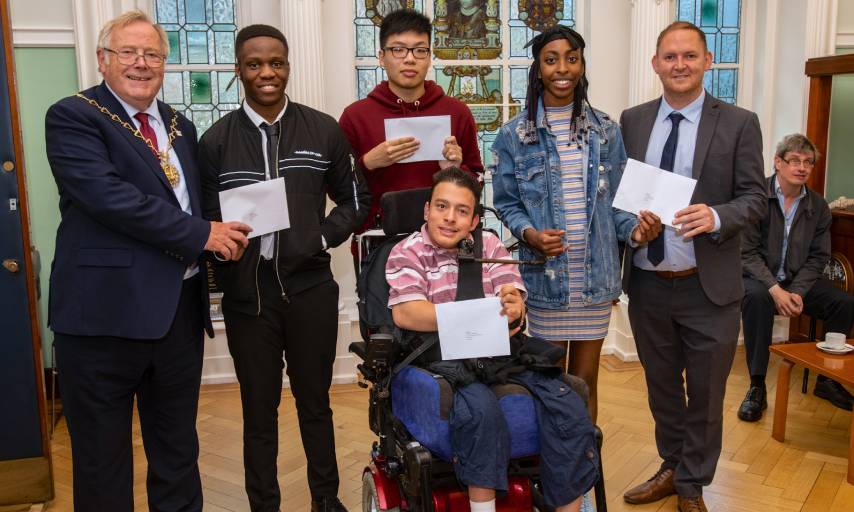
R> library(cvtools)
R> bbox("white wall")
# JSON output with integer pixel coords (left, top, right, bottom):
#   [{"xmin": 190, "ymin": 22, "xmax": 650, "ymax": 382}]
[
  {"xmin": 585, "ymin": 0, "xmax": 632, "ymax": 118},
  {"xmin": 770, "ymin": 0, "xmax": 809, "ymax": 160},
  {"xmin": 321, "ymin": 0, "xmax": 362, "ymax": 317}
]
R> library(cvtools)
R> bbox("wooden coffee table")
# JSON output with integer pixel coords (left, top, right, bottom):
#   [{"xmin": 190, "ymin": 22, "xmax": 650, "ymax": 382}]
[{"xmin": 770, "ymin": 342, "xmax": 854, "ymax": 483}]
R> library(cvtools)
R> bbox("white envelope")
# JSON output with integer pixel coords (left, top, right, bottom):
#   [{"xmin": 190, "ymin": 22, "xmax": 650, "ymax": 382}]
[
  {"xmin": 436, "ymin": 296, "xmax": 511, "ymax": 360},
  {"xmin": 219, "ymin": 178, "xmax": 290, "ymax": 238},
  {"xmin": 384, "ymin": 115, "xmax": 451, "ymax": 163},
  {"xmin": 612, "ymin": 158, "xmax": 697, "ymax": 228}
]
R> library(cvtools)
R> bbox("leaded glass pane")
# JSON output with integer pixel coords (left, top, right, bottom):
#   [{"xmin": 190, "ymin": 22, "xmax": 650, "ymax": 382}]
[
  {"xmin": 509, "ymin": 0, "xmax": 574, "ymax": 59},
  {"xmin": 187, "ymin": 31, "xmax": 208, "ymax": 63},
  {"xmin": 190, "ymin": 71, "xmax": 212, "ymax": 103},
  {"xmin": 481, "ymin": 184, "xmax": 510, "ymax": 241},
  {"xmin": 716, "ymin": 68, "xmax": 737, "ymax": 101},
  {"xmin": 185, "ymin": 0, "xmax": 207, "ymax": 23},
  {"xmin": 154, "ymin": 1, "xmax": 237, "ymax": 66},
  {"xmin": 722, "ymin": 0, "xmax": 739, "ymax": 26},
  {"xmin": 157, "ymin": 0, "xmax": 179, "ymax": 23},
  {"xmin": 213, "ymin": 0, "xmax": 234, "ymax": 23},
  {"xmin": 354, "ymin": 1, "xmax": 425, "ymax": 58},
  {"xmin": 217, "ymin": 71, "xmax": 239, "ymax": 104},
  {"xmin": 700, "ymin": 0, "xmax": 717, "ymax": 26},
  {"xmin": 214, "ymin": 30, "xmax": 235, "ymax": 64},
  {"xmin": 678, "ymin": 0, "xmax": 694, "ymax": 20},
  {"xmin": 720, "ymin": 33, "xmax": 738, "ymax": 63},
  {"xmin": 476, "ymin": 126, "xmax": 499, "ymax": 169},
  {"xmin": 509, "ymin": 65, "xmax": 529, "ymax": 106},
  {"xmin": 163, "ymin": 72, "xmax": 184, "ymax": 104},
  {"xmin": 677, "ymin": 0, "xmax": 741, "ymax": 65},
  {"xmin": 192, "ymin": 109, "xmax": 214, "ymax": 135},
  {"xmin": 702, "ymin": 68, "xmax": 738, "ymax": 104},
  {"xmin": 356, "ymin": 66, "xmax": 388, "ymax": 100},
  {"xmin": 166, "ymin": 31, "xmax": 180, "ymax": 63}
]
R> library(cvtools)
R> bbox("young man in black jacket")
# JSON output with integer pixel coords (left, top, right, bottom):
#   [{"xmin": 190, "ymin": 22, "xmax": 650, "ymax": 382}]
[
  {"xmin": 739, "ymin": 133, "xmax": 854, "ymax": 422},
  {"xmin": 199, "ymin": 25, "xmax": 370, "ymax": 512}
]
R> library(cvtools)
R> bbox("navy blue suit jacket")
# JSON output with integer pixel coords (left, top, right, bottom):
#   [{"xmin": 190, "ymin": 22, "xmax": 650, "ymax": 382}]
[{"xmin": 45, "ymin": 82, "xmax": 213, "ymax": 339}]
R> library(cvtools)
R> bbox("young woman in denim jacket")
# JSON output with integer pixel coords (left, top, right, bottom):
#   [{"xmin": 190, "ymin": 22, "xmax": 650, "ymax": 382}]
[{"xmin": 490, "ymin": 26, "xmax": 660, "ymax": 423}]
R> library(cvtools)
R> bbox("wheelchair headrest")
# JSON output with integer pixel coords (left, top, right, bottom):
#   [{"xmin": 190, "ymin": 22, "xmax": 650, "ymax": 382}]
[{"xmin": 380, "ymin": 188, "xmax": 431, "ymax": 235}]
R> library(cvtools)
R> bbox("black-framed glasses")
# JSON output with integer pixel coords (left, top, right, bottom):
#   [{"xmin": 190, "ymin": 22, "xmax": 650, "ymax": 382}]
[
  {"xmin": 102, "ymin": 47, "xmax": 166, "ymax": 67},
  {"xmin": 781, "ymin": 157, "xmax": 815, "ymax": 169},
  {"xmin": 383, "ymin": 46, "xmax": 431, "ymax": 59}
]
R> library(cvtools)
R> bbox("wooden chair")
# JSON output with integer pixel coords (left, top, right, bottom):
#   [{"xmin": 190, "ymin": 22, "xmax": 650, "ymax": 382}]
[{"xmin": 788, "ymin": 251, "xmax": 854, "ymax": 392}]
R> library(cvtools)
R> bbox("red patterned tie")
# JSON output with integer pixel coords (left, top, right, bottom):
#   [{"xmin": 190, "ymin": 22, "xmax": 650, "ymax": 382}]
[{"xmin": 134, "ymin": 112, "xmax": 159, "ymax": 156}]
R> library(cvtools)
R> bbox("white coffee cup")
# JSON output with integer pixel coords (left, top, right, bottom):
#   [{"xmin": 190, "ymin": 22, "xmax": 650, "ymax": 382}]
[{"xmin": 825, "ymin": 332, "xmax": 847, "ymax": 349}]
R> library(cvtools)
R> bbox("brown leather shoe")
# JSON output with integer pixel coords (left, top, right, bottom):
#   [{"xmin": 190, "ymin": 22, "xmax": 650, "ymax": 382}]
[
  {"xmin": 623, "ymin": 467, "xmax": 676, "ymax": 504},
  {"xmin": 677, "ymin": 495, "xmax": 707, "ymax": 512}
]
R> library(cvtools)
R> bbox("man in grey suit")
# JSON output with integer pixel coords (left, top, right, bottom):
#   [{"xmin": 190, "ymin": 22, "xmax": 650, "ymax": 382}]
[{"xmin": 619, "ymin": 21, "xmax": 766, "ymax": 512}]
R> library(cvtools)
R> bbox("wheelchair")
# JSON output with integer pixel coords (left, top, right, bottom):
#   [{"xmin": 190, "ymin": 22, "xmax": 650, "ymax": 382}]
[{"xmin": 350, "ymin": 188, "xmax": 607, "ymax": 512}]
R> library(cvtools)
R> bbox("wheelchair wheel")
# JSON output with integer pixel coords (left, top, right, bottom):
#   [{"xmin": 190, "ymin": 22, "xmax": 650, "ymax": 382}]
[{"xmin": 362, "ymin": 471, "xmax": 401, "ymax": 512}]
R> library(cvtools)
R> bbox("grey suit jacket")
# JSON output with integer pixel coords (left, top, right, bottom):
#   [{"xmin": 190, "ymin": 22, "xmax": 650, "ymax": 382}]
[{"xmin": 619, "ymin": 93, "xmax": 767, "ymax": 306}]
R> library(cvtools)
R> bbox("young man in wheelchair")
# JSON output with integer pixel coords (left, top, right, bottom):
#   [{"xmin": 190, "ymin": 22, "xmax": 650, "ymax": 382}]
[{"xmin": 384, "ymin": 167, "xmax": 598, "ymax": 512}]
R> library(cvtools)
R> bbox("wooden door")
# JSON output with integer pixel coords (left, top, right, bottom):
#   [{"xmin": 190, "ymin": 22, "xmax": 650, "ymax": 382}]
[{"xmin": 0, "ymin": 0, "xmax": 52, "ymax": 505}]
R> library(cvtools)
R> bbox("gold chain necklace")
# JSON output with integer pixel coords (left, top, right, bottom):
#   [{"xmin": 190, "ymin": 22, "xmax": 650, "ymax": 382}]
[{"xmin": 76, "ymin": 93, "xmax": 183, "ymax": 187}]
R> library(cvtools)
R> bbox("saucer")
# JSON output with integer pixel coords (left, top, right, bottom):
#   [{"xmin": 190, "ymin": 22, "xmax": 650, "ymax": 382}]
[{"xmin": 816, "ymin": 342, "xmax": 854, "ymax": 354}]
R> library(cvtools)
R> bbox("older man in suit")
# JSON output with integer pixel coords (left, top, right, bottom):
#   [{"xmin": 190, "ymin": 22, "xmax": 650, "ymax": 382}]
[
  {"xmin": 618, "ymin": 21, "xmax": 766, "ymax": 512},
  {"xmin": 45, "ymin": 10, "xmax": 249, "ymax": 511}
]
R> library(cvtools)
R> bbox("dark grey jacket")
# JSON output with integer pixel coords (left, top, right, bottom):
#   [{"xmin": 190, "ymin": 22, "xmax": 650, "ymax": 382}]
[
  {"xmin": 620, "ymin": 93, "xmax": 767, "ymax": 306},
  {"xmin": 741, "ymin": 174, "xmax": 831, "ymax": 297}
]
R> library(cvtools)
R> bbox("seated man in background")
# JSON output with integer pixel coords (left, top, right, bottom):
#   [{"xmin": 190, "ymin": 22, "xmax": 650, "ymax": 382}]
[
  {"xmin": 739, "ymin": 133, "xmax": 854, "ymax": 421},
  {"xmin": 384, "ymin": 167, "xmax": 598, "ymax": 512}
]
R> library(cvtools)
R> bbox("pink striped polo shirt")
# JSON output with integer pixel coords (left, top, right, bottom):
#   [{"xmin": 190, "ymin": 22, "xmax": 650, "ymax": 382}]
[{"xmin": 386, "ymin": 224, "xmax": 526, "ymax": 307}]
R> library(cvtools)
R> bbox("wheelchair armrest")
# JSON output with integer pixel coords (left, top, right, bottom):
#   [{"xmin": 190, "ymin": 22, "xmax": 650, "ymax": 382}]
[
  {"xmin": 352, "ymin": 333, "xmax": 399, "ymax": 373},
  {"xmin": 349, "ymin": 341, "xmax": 367, "ymax": 361}
]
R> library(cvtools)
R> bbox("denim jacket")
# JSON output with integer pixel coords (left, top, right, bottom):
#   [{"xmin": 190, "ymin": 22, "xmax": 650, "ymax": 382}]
[{"xmin": 490, "ymin": 100, "xmax": 636, "ymax": 309}]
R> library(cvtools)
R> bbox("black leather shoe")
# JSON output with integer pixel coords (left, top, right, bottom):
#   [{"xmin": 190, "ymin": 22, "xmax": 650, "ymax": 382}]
[
  {"xmin": 737, "ymin": 385, "xmax": 767, "ymax": 422},
  {"xmin": 311, "ymin": 496, "xmax": 348, "ymax": 512},
  {"xmin": 814, "ymin": 378, "xmax": 854, "ymax": 411}
]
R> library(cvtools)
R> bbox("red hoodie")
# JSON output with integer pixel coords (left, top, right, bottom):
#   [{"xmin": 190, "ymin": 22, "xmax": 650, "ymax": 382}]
[{"xmin": 339, "ymin": 80, "xmax": 484, "ymax": 238}]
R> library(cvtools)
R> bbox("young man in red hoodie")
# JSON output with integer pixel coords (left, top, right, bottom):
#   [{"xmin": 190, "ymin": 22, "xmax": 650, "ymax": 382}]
[{"xmin": 339, "ymin": 9, "xmax": 483, "ymax": 249}]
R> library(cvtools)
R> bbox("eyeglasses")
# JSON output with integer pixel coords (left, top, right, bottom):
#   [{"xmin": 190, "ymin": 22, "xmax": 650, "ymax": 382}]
[
  {"xmin": 383, "ymin": 46, "xmax": 431, "ymax": 59},
  {"xmin": 781, "ymin": 157, "xmax": 815, "ymax": 169},
  {"xmin": 102, "ymin": 47, "xmax": 166, "ymax": 67}
]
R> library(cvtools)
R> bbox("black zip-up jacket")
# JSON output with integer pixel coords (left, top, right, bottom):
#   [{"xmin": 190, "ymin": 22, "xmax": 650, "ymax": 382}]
[
  {"xmin": 741, "ymin": 174, "xmax": 831, "ymax": 297},
  {"xmin": 200, "ymin": 101, "xmax": 370, "ymax": 315}
]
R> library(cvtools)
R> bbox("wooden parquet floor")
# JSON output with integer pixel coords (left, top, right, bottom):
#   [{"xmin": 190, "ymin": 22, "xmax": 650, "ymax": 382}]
[{"xmin": 44, "ymin": 347, "xmax": 853, "ymax": 511}]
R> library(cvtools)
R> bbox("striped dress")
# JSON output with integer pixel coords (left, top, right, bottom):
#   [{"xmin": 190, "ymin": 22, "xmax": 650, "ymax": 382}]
[{"xmin": 527, "ymin": 104, "xmax": 612, "ymax": 341}]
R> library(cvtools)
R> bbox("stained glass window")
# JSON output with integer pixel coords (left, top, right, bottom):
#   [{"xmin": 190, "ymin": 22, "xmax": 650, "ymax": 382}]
[
  {"xmin": 677, "ymin": 0, "xmax": 742, "ymax": 104},
  {"xmin": 433, "ymin": 65, "xmax": 503, "ymax": 167},
  {"xmin": 355, "ymin": 0, "xmax": 426, "ymax": 58},
  {"xmin": 509, "ymin": 0, "xmax": 574, "ymax": 58},
  {"xmin": 155, "ymin": 0, "xmax": 239, "ymax": 135},
  {"xmin": 433, "ymin": 0, "xmax": 501, "ymax": 60},
  {"xmin": 353, "ymin": 0, "xmax": 575, "ymax": 221}
]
